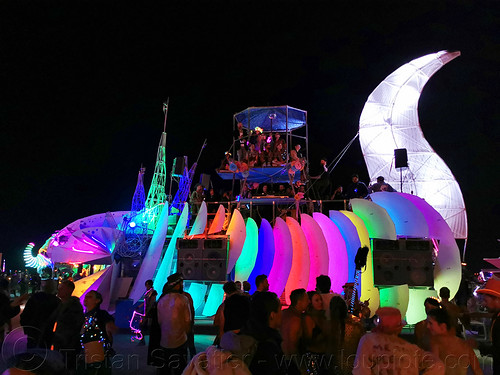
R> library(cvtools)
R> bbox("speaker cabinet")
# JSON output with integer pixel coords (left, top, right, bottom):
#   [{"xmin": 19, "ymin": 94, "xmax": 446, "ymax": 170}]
[
  {"xmin": 172, "ymin": 156, "xmax": 186, "ymax": 177},
  {"xmin": 372, "ymin": 238, "xmax": 434, "ymax": 287},
  {"xmin": 177, "ymin": 248, "xmax": 203, "ymax": 280},
  {"xmin": 203, "ymin": 249, "xmax": 227, "ymax": 281},
  {"xmin": 394, "ymin": 148, "xmax": 408, "ymax": 169},
  {"xmin": 175, "ymin": 238, "xmax": 228, "ymax": 281}
]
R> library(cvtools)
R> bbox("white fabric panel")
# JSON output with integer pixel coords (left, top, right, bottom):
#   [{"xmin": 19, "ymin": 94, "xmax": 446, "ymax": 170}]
[{"xmin": 359, "ymin": 50, "xmax": 467, "ymax": 239}]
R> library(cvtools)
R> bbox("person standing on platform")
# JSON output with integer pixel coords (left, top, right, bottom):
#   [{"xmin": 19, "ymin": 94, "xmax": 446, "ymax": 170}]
[
  {"xmin": 345, "ymin": 174, "xmax": 368, "ymax": 199},
  {"xmin": 156, "ymin": 272, "xmax": 191, "ymax": 375},
  {"xmin": 189, "ymin": 183, "xmax": 205, "ymax": 221},
  {"xmin": 476, "ymin": 278, "xmax": 500, "ymax": 374},
  {"xmin": 368, "ymin": 176, "xmax": 396, "ymax": 193}
]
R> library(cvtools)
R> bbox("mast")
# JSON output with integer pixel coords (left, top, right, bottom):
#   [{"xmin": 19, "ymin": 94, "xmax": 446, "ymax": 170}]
[
  {"xmin": 145, "ymin": 101, "xmax": 169, "ymax": 228},
  {"xmin": 131, "ymin": 166, "xmax": 146, "ymax": 213}
]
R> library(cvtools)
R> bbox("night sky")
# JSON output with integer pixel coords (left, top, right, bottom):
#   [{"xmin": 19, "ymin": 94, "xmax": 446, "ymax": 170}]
[{"xmin": 1, "ymin": 1, "xmax": 499, "ymax": 272}]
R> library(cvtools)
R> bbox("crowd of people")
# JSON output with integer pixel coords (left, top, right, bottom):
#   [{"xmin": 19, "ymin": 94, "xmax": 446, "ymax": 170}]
[
  {"xmin": 176, "ymin": 274, "xmax": 500, "ymax": 375},
  {"xmin": 1, "ymin": 268, "xmax": 499, "ymax": 374}
]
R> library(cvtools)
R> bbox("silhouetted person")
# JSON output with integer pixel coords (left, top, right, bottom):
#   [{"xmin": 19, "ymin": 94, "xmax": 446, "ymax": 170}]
[
  {"xmin": 47, "ymin": 279, "xmax": 84, "ymax": 373},
  {"xmin": 243, "ymin": 291, "xmax": 300, "ymax": 375},
  {"xmin": 345, "ymin": 174, "xmax": 368, "ymax": 199},
  {"xmin": 20, "ymin": 278, "xmax": 60, "ymax": 348}
]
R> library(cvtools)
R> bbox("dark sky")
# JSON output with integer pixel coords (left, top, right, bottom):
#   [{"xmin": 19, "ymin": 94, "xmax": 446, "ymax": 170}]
[{"xmin": 1, "ymin": 1, "xmax": 499, "ymax": 271}]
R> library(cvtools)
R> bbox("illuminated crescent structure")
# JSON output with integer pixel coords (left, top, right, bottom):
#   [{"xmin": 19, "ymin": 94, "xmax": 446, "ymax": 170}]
[{"xmin": 359, "ymin": 50, "xmax": 467, "ymax": 239}]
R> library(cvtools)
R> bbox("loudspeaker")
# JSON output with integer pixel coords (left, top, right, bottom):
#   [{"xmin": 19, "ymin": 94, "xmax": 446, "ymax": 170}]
[
  {"xmin": 200, "ymin": 174, "xmax": 211, "ymax": 189},
  {"xmin": 177, "ymin": 248, "xmax": 203, "ymax": 280},
  {"xmin": 176, "ymin": 238, "xmax": 228, "ymax": 281},
  {"xmin": 373, "ymin": 250, "xmax": 433, "ymax": 287},
  {"xmin": 172, "ymin": 156, "xmax": 185, "ymax": 177},
  {"xmin": 394, "ymin": 148, "xmax": 408, "ymax": 168},
  {"xmin": 372, "ymin": 239, "xmax": 399, "ymax": 251},
  {"xmin": 202, "ymin": 249, "xmax": 227, "ymax": 281}
]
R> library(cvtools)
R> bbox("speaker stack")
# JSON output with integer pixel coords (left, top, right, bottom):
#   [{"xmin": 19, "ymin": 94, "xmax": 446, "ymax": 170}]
[
  {"xmin": 372, "ymin": 238, "xmax": 434, "ymax": 287},
  {"xmin": 176, "ymin": 238, "xmax": 228, "ymax": 281}
]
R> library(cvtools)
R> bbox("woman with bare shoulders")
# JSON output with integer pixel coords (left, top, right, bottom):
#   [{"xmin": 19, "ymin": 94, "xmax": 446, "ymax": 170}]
[{"xmin": 329, "ymin": 295, "xmax": 365, "ymax": 375}]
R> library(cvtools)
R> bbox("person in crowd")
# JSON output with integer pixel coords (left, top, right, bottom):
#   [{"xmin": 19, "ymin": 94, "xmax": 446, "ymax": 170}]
[
  {"xmin": 0, "ymin": 278, "xmax": 29, "ymax": 346},
  {"xmin": 242, "ymin": 291, "xmax": 300, "ymax": 375},
  {"xmin": 222, "ymin": 190, "xmax": 233, "ymax": 202},
  {"xmin": 184, "ymin": 294, "xmax": 253, "ymax": 375},
  {"xmin": 189, "ymin": 183, "xmax": 205, "ymax": 220},
  {"xmin": 235, "ymin": 281, "xmax": 242, "ymax": 292},
  {"xmin": 260, "ymin": 184, "xmax": 270, "ymax": 196},
  {"xmin": 9, "ymin": 271, "xmax": 20, "ymax": 297},
  {"xmin": 156, "ymin": 272, "xmax": 192, "ymax": 375},
  {"xmin": 290, "ymin": 144, "xmax": 303, "ymax": 164},
  {"xmin": 281, "ymin": 289, "xmax": 309, "ymax": 357},
  {"xmin": 253, "ymin": 274, "xmax": 270, "ymax": 296},
  {"xmin": 47, "ymin": 279, "xmax": 84, "ymax": 373},
  {"xmin": 247, "ymin": 143, "xmax": 258, "ymax": 168},
  {"xmin": 476, "ymin": 277, "xmax": 500, "ymax": 374},
  {"xmin": 234, "ymin": 122, "xmax": 248, "ymax": 147},
  {"xmin": 368, "ymin": 176, "xmax": 396, "ymax": 193},
  {"xmin": 218, "ymin": 293, "xmax": 254, "ymax": 365},
  {"xmin": 353, "ymin": 307, "xmax": 444, "ymax": 375},
  {"xmin": 345, "ymin": 174, "xmax": 369, "ymax": 199},
  {"xmin": 316, "ymin": 275, "xmax": 340, "ymax": 321},
  {"xmin": 80, "ymin": 290, "xmax": 118, "ymax": 374},
  {"xmin": 426, "ymin": 308, "xmax": 482, "ymax": 375},
  {"xmin": 20, "ymin": 278, "xmax": 60, "ymax": 348},
  {"xmin": 182, "ymin": 280, "xmax": 196, "ymax": 359},
  {"xmin": 415, "ymin": 297, "xmax": 441, "ymax": 351},
  {"xmin": 138, "ymin": 279, "xmax": 158, "ymax": 346},
  {"xmin": 218, "ymin": 152, "xmax": 233, "ymax": 172},
  {"xmin": 331, "ymin": 185, "xmax": 345, "ymax": 200},
  {"xmin": 242, "ymin": 281, "xmax": 251, "ymax": 297},
  {"xmin": 303, "ymin": 291, "xmax": 328, "ymax": 374},
  {"xmin": 439, "ymin": 286, "xmax": 463, "ymax": 336},
  {"xmin": 213, "ymin": 281, "xmax": 239, "ymax": 345},
  {"xmin": 271, "ymin": 142, "xmax": 287, "ymax": 166},
  {"xmin": 237, "ymin": 142, "xmax": 248, "ymax": 162},
  {"xmin": 329, "ymin": 296, "xmax": 365, "ymax": 375},
  {"xmin": 205, "ymin": 187, "xmax": 220, "ymax": 214}
]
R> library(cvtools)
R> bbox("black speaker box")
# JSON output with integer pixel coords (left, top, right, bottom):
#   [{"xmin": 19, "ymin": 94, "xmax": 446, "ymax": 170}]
[
  {"xmin": 177, "ymin": 248, "xmax": 203, "ymax": 280},
  {"xmin": 172, "ymin": 156, "xmax": 185, "ymax": 177},
  {"xmin": 200, "ymin": 174, "xmax": 211, "ymax": 189},
  {"xmin": 373, "ymin": 250, "xmax": 433, "ymax": 287},
  {"xmin": 394, "ymin": 148, "xmax": 408, "ymax": 168}
]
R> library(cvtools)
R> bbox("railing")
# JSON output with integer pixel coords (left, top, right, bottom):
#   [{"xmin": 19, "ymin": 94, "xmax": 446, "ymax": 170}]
[{"xmin": 200, "ymin": 198, "xmax": 349, "ymax": 225}]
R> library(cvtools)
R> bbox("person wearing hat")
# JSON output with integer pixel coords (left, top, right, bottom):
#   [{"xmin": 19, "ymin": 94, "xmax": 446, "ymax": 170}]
[
  {"xmin": 156, "ymin": 273, "xmax": 192, "ymax": 375},
  {"xmin": 477, "ymin": 278, "xmax": 500, "ymax": 374},
  {"xmin": 353, "ymin": 307, "xmax": 445, "ymax": 374},
  {"xmin": 368, "ymin": 176, "xmax": 396, "ymax": 193}
]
